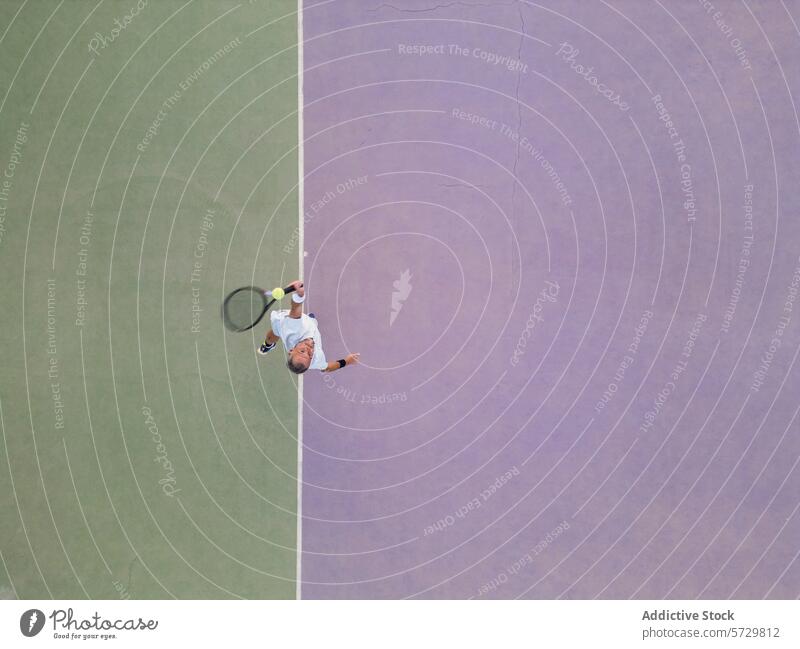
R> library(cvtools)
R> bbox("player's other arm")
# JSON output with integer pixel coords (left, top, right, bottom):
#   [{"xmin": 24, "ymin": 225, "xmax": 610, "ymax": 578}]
[
  {"xmin": 323, "ymin": 353, "xmax": 360, "ymax": 372},
  {"xmin": 288, "ymin": 280, "xmax": 304, "ymax": 319}
]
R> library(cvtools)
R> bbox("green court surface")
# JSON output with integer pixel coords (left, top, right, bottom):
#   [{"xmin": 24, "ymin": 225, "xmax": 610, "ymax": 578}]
[{"xmin": 0, "ymin": 1, "xmax": 300, "ymax": 599}]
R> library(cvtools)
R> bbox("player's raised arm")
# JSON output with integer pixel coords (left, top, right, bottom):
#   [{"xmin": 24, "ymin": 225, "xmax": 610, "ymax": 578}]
[
  {"xmin": 323, "ymin": 353, "xmax": 360, "ymax": 372},
  {"xmin": 288, "ymin": 280, "xmax": 305, "ymax": 319}
]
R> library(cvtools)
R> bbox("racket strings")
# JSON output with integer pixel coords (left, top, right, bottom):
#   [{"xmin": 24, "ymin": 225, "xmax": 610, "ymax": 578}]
[{"xmin": 223, "ymin": 288, "xmax": 267, "ymax": 332}]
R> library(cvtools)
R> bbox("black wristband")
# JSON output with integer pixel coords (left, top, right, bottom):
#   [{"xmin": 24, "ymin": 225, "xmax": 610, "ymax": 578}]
[{"xmin": 337, "ymin": 359, "xmax": 346, "ymax": 369}]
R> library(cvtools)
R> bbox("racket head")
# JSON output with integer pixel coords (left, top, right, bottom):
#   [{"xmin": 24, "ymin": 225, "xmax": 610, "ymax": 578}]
[{"xmin": 222, "ymin": 286, "xmax": 270, "ymax": 332}]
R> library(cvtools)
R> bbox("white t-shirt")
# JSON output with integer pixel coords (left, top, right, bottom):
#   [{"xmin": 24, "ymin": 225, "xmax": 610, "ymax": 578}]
[{"xmin": 270, "ymin": 310, "xmax": 327, "ymax": 370}]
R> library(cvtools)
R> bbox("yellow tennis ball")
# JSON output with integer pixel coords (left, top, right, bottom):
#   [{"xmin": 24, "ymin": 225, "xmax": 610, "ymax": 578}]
[{"xmin": 271, "ymin": 287, "xmax": 285, "ymax": 300}]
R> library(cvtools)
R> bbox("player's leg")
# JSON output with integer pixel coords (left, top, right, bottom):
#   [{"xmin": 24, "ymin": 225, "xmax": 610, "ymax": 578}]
[{"xmin": 258, "ymin": 328, "xmax": 280, "ymax": 355}]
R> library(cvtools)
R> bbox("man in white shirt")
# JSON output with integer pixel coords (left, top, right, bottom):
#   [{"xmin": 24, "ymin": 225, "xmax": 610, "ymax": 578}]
[{"xmin": 258, "ymin": 280, "xmax": 360, "ymax": 374}]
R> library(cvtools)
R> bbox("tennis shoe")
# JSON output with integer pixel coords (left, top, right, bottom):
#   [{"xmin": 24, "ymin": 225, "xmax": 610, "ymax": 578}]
[{"xmin": 258, "ymin": 341, "xmax": 276, "ymax": 356}]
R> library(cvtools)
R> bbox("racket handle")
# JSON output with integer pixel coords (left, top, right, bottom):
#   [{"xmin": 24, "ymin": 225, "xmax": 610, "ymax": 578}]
[{"xmin": 261, "ymin": 285, "xmax": 298, "ymax": 298}]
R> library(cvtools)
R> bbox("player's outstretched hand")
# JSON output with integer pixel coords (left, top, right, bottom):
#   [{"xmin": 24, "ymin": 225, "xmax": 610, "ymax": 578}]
[
  {"xmin": 289, "ymin": 280, "xmax": 304, "ymax": 297},
  {"xmin": 346, "ymin": 353, "xmax": 360, "ymax": 366}
]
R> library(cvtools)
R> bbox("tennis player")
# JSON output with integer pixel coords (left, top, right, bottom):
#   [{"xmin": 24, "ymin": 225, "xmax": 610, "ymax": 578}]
[{"xmin": 258, "ymin": 280, "xmax": 360, "ymax": 374}]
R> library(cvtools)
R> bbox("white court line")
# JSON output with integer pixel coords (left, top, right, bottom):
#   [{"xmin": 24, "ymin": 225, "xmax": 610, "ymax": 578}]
[{"xmin": 296, "ymin": 0, "xmax": 305, "ymax": 602}]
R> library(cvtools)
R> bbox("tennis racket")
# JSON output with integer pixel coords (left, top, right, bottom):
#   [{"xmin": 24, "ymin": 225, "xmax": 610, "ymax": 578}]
[{"xmin": 222, "ymin": 284, "xmax": 297, "ymax": 332}]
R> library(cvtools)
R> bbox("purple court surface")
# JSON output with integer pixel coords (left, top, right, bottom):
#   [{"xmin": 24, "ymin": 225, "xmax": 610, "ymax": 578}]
[{"xmin": 299, "ymin": 0, "xmax": 800, "ymax": 598}]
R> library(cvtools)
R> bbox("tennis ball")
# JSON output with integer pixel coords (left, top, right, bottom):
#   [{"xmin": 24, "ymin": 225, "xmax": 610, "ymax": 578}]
[{"xmin": 271, "ymin": 287, "xmax": 285, "ymax": 300}]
